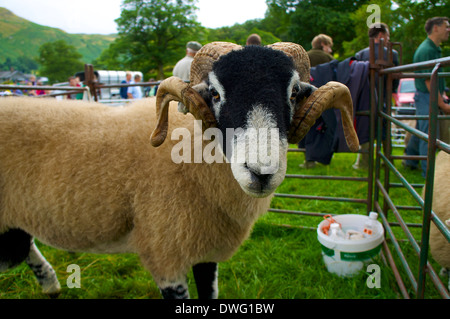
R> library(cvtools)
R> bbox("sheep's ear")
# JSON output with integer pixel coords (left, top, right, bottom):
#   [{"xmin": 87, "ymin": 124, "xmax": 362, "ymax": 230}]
[
  {"xmin": 177, "ymin": 102, "xmax": 189, "ymax": 114},
  {"xmin": 177, "ymin": 82, "xmax": 210, "ymax": 115},
  {"xmin": 291, "ymin": 82, "xmax": 317, "ymax": 117},
  {"xmin": 192, "ymin": 82, "xmax": 210, "ymax": 100},
  {"xmin": 297, "ymin": 83, "xmax": 317, "ymax": 102}
]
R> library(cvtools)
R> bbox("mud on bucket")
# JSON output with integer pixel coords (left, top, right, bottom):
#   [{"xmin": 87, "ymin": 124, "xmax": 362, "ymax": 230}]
[{"xmin": 317, "ymin": 213, "xmax": 384, "ymax": 277}]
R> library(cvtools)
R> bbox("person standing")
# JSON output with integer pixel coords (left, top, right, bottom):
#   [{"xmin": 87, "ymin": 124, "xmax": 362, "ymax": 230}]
[
  {"xmin": 120, "ymin": 72, "xmax": 132, "ymax": 99},
  {"xmin": 404, "ymin": 17, "xmax": 450, "ymax": 177},
  {"xmin": 127, "ymin": 74, "xmax": 143, "ymax": 99},
  {"xmin": 173, "ymin": 41, "xmax": 203, "ymax": 82},
  {"xmin": 67, "ymin": 76, "xmax": 81, "ymax": 100},
  {"xmin": 353, "ymin": 22, "xmax": 399, "ymax": 170},
  {"xmin": 307, "ymin": 34, "xmax": 334, "ymax": 67},
  {"xmin": 355, "ymin": 22, "xmax": 399, "ymax": 64},
  {"xmin": 246, "ymin": 33, "xmax": 262, "ymax": 46}
]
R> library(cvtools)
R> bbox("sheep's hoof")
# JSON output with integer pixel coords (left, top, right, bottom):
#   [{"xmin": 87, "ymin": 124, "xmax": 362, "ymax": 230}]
[
  {"xmin": 47, "ymin": 292, "xmax": 61, "ymax": 299},
  {"xmin": 43, "ymin": 281, "xmax": 61, "ymax": 299}
]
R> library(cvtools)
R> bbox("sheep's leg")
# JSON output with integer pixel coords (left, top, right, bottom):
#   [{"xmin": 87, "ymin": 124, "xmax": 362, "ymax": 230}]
[
  {"xmin": 193, "ymin": 262, "xmax": 218, "ymax": 299},
  {"xmin": 0, "ymin": 229, "xmax": 32, "ymax": 272},
  {"xmin": 158, "ymin": 278, "xmax": 190, "ymax": 299},
  {"xmin": 25, "ymin": 241, "xmax": 61, "ymax": 297}
]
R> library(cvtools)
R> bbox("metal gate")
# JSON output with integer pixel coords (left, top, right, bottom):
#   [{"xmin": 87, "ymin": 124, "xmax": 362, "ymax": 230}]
[
  {"xmin": 270, "ymin": 39, "xmax": 450, "ymax": 299},
  {"xmin": 373, "ymin": 40, "xmax": 450, "ymax": 299}
]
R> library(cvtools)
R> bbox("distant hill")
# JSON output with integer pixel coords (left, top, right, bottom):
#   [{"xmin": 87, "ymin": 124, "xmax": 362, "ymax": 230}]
[{"xmin": 0, "ymin": 7, "xmax": 115, "ymax": 65}]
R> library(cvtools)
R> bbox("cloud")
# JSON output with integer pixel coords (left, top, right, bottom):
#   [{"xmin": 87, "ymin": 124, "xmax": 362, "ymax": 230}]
[
  {"xmin": 0, "ymin": 0, "xmax": 122, "ymax": 34},
  {"xmin": 0, "ymin": 0, "xmax": 268, "ymax": 34},
  {"xmin": 196, "ymin": 0, "xmax": 267, "ymax": 29}
]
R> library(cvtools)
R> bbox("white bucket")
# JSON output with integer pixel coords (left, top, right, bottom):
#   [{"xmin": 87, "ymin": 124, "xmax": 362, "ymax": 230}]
[{"xmin": 317, "ymin": 213, "xmax": 384, "ymax": 277}]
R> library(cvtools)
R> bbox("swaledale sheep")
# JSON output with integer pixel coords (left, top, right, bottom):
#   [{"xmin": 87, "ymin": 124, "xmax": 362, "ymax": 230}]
[
  {"xmin": 0, "ymin": 42, "xmax": 359, "ymax": 299},
  {"xmin": 427, "ymin": 151, "xmax": 450, "ymax": 291}
]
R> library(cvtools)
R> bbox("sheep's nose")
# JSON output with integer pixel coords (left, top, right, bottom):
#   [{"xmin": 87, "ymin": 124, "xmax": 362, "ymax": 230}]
[{"xmin": 248, "ymin": 169, "xmax": 271, "ymax": 193}]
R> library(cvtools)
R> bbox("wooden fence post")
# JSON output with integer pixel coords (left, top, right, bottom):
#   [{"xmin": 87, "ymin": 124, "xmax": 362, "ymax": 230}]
[{"xmin": 84, "ymin": 64, "xmax": 98, "ymax": 101}]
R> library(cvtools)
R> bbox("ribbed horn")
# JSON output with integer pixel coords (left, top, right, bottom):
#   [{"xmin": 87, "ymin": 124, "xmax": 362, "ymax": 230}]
[
  {"xmin": 267, "ymin": 42, "xmax": 358, "ymax": 152},
  {"xmin": 288, "ymin": 81, "xmax": 359, "ymax": 152},
  {"xmin": 267, "ymin": 42, "xmax": 310, "ymax": 82},
  {"xmin": 150, "ymin": 77, "xmax": 216, "ymax": 147},
  {"xmin": 190, "ymin": 42, "xmax": 242, "ymax": 86},
  {"xmin": 151, "ymin": 42, "xmax": 242, "ymax": 147}
]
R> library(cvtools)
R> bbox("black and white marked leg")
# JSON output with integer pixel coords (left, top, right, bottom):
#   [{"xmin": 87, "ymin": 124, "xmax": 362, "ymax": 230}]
[
  {"xmin": 26, "ymin": 241, "xmax": 61, "ymax": 297},
  {"xmin": 158, "ymin": 278, "xmax": 190, "ymax": 299},
  {"xmin": 193, "ymin": 262, "xmax": 218, "ymax": 299}
]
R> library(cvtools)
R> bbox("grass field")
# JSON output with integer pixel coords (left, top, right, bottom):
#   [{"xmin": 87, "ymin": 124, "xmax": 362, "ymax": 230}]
[{"xmin": 0, "ymin": 147, "xmax": 446, "ymax": 299}]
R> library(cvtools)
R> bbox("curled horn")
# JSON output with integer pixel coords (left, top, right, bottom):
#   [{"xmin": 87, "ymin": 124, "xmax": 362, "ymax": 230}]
[
  {"xmin": 288, "ymin": 81, "xmax": 359, "ymax": 152},
  {"xmin": 150, "ymin": 42, "xmax": 242, "ymax": 147},
  {"xmin": 268, "ymin": 42, "xmax": 359, "ymax": 152},
  {"xmin": 267, "ymin": 42, "xmax": 311, "ymax": 83},
  {"xmin": 190, "ymin": 42, "xmax": 242, "ymax": 86},
  {"xmin": 150, "ymin": 77, "xmax": 215, "ymax": 147}
]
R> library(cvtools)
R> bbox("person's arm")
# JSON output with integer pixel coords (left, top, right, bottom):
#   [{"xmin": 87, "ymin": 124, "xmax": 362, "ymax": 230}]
[
  {"xmin": 127, "ymin": 86, "xmax": 134, "ymax": 99},
  {"xmin": 425, "ymin": 79, "xmax": 450, "ymax": 114}
]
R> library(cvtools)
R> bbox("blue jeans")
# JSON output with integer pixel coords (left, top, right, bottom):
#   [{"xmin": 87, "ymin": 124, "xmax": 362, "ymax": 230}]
[{"xmin": 404, "ymin": 91, "xmax": 431, "ymax": 178}]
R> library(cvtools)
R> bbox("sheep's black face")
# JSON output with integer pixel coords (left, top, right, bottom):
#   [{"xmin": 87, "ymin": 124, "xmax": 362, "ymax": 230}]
[{"xmin": 204, "ymin": 46, "xmax": 302, "ymax": 197}]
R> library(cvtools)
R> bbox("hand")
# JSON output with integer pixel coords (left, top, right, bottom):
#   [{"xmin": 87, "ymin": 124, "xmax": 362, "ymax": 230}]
[{"xmin": 441, "ymin": 103, "xmax": 450, "ymax": 115}]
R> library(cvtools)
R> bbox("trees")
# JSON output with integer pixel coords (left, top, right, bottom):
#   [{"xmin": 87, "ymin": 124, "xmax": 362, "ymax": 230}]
[
  {"xmin": 341, "ymin": 1, "xmax": 395, "ymax": 60},
  {"xmin": 259, "ymin": 0, "xmax": 450, "ymax": 63},
  {"xmin": 94, "ymin": 0, "xmax": 449, "ymax": 79},
  {"xmin": 262, "ymin": 0, "xmax": 370, "ymax": 57},
  {"xmin": 97, "ymin": 0, "xmax": 201, "ymax": 79},
  {"xmin": 391, "ymin": 0, "xmax": 450, "ymax": 64},
  {"xmin": 0, "ymin": 56, "xmax": 39, "ymax": 74},
  {"xmin": 38, "ymin": 40, "xmax": 84, "ymax": 84},
  {"xmin": 205, "ymin": 20, "xmax": 281, "ymax": 46}
]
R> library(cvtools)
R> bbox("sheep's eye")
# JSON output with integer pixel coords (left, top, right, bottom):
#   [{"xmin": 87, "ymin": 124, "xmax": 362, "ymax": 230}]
[
  {"xmin": 290, "ymin": 85, "xmax": 300, "ymax": 102},
  {"xmin": 210, "ymin": 88, "xmax": 220, "ymax": 102}
]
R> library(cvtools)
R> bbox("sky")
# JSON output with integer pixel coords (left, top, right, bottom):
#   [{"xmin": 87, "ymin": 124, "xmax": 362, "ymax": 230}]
[{"xmin": 0, "ymin": 0, "xmax": 268, "ymax": 34}]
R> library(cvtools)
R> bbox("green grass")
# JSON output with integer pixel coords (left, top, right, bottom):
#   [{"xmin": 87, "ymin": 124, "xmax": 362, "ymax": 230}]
[{"xmin": 0, "ymin": 148, "xmax": 446, "ymax": 299}]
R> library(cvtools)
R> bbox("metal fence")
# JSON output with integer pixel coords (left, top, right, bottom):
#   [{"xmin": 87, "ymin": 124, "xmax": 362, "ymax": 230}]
[
  {"xmin": 0, "ymin": 64, "xmax": 160, "ymax": 104},
  {"xmin": 0, "ymin": 84, "xmax": 93, "ymax": 101},
  {"xmin": 373, "ymin": 44, "xmax": 450, "ymax": 299},
  {"xmin": 269, "ymin": 39, "xmax": 450, "ymax": 299}
]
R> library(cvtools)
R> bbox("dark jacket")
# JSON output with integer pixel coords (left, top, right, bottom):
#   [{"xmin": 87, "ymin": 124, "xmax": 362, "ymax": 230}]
[
  {"xmin": 300, "ymin": 60, "xmax": 339, "ymax": 164},
  {"xmin": 307, "ymin": 49, "xmax": 334, "ymax": 67},
  {"xmin": 301, "ymin": 58, "xmax": 372, "ymax": 160},
  {"xmin": 335, "ymin": 58, "xmax": 371, "ymax": 152},
  {"xmin": 355, "ymin": 44, "xmax": 399, "ymax": 95},
  {"xmin": 120, "ymin": 80, "xmax": 129, "ymax": 99}
]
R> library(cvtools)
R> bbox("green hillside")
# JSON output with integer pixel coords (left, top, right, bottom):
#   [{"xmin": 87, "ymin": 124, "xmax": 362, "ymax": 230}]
[{"xmin": 0, "ymin": 7, "xmax": 115, "ymax": 65}]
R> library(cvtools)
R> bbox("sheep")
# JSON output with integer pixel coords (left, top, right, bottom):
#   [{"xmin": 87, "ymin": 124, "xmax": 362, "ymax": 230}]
[
  {"xmin": 427, "ymin": 150, "xmax": 450, "ymax": 291},
  {"xmin": 0, "ymin": 42, "xmax": 359, "ymax": 299}
]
